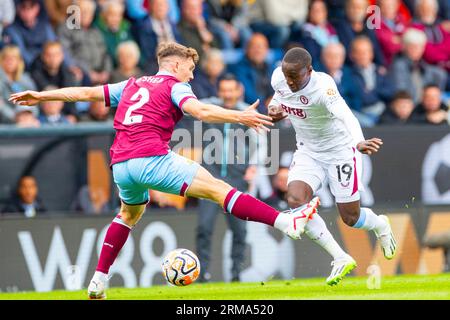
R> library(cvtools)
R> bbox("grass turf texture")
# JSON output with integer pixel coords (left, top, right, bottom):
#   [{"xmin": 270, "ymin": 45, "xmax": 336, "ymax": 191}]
[{"xmin": 1, "ymin": 274, "xmax": 449, "ymax": 300}]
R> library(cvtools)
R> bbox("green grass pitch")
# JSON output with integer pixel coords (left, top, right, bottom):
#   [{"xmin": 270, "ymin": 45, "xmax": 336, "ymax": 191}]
[{"xmin": 1, "ymin": 274, "xmax": 449, "ymax": 300}]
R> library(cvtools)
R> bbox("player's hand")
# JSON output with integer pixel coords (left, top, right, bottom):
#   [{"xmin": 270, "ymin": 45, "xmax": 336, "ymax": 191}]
[
  {"xmin": 268, "ymin": 104, "xmax": 287, "ymax": 123},
  {"xmin": 238, "ymin": 99, "xmax": 274, "ymax": 132},
  {"xmin": 9, "ymin": 91, "xmax": 42, "ymax": 106},
  {"xmin": 356, "ymin": 138, "xmax": 383, "ymax": 155}
]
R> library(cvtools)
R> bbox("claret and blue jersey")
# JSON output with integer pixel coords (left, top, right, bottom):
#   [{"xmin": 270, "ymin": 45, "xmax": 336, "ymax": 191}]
[{"xmin": 102, "ymin": 71, "xmax": 200, "ymax": 205}]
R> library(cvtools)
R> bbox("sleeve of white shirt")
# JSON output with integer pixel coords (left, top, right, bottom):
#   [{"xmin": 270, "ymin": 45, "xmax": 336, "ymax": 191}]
[{"xmin": 322, "ymin": 75, "xmax": 365, "ymax": 145}]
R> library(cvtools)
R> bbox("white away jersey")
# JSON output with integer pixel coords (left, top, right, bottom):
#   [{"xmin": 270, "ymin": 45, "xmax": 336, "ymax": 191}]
[{"xmin": 270, "ymin": 67, "xmax": 365, "ymax": 163}]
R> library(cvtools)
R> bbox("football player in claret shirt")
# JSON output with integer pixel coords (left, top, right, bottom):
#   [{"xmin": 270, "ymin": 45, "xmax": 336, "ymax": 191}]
[
  {"xmin": 10, "ymin": 42, "xmax": 320, "ymax": 299},
  {"xmin": 268, "ymin": 47, "xmax": 398, "ymax": 284}
]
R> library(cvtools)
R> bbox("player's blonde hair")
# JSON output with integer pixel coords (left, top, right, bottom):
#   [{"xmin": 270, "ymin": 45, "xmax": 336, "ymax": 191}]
[{"xmin": 156, "ymin": 42, "xmax": 199, "ymax": 65}]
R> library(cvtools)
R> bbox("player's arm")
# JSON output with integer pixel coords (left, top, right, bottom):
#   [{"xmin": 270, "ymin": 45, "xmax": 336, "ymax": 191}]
[
  {"xmin": 183, "ymin": 98, "xmax": 273, "ymax": 131},
  {"xmin": 324, "ymin": 86, "xmax": 382, "ymax": 155},
  {"xmin": 9, "ymin": 86, "xmax": 104, "ymax": 106}
]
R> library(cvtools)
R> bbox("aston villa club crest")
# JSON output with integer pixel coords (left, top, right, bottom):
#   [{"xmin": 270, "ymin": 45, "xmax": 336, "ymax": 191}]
[{"xmin": 299, "ymin": 95, "xmax": 309, "ymax": 104}]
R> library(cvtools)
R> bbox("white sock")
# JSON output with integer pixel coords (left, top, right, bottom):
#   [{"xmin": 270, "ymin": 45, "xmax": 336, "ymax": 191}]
[
  {"xmin": 305, "ymin": 213, "xmax": 347, "ymax": 260},
  {"xmin": 352, "ymin": 207, "xmax": 388, "ymax": 235},
  {"xmin": 274, "ymin": 212, "xmax": 291, "ymax": 232}
]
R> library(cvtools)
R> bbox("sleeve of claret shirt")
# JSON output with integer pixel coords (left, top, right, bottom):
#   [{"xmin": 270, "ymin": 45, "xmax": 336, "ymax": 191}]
[
  {"xmin": 322, "ymin": 77, "xmax": 365, "ymax": 145},
  {"xmin": 171, "ymin": 82, "xmax": 198, "ymax": 112},
  {"xmin": 103, "ymin": 80, "xmax": 128, "ymax": 107}
]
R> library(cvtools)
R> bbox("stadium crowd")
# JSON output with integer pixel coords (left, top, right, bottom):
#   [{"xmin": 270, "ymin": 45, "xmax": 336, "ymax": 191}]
[
  {"xmin": 0, "ymin": 0, "xmax": 448, "ymax": 127},
  {"xmin": 1, "ymin": 0, "xmax": 450, "ymax": 215}
]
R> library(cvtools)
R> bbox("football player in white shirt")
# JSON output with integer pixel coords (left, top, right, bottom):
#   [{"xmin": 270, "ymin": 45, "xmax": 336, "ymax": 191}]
[{"xmin": 268, "ymin": 47, "xmax": 397, "ymax": 285}]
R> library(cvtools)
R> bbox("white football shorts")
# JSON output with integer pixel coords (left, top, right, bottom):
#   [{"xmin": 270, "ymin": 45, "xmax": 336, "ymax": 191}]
[{"xmin": 287, "ymin": 148, "xmax": 364, "ymax": 203}]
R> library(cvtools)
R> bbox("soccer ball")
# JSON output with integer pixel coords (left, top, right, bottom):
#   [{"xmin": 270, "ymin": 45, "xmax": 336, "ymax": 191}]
[{"xmin": 161, "ymin": 248, "xmax": 201, "ymax": 286}]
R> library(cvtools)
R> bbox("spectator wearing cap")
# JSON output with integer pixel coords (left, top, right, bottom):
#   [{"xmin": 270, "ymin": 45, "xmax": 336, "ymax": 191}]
[
  {"xmin": 14, "ymin": 105, "xmax": 40, "ymax": 128},
  {"xmin": 133, "ymin": 0, "xmax": 183, "ymax": 66},
  {"xmin": 2, "ymin": 0, "xmax": 57, "ymax": 69},
  {"xmin": 332, "ymin": 0, "xmax": 385, "ymax": 66},
  {"xmin": 57, "ymin": 0, "xmax": 113, "ymax": 85},
  {"xmin": 409, "ymin": 84, "xmax": 449, "ymax": 125},
  {"xmin": 94, "ymin": 0, "xmax": 134, "ymax": 68},
  {"xmin": 228, "ymin": 33, "xmax": 274, "ymax": 113},
  {"xmin": 350, "ymin": 36, "xmax": 395, "ymax": 126},
  {"xmin": 389, "ymin": 28, "xmax": 447, "ymax": 104},
  {"xmin": 0, "ymin": 45, "xmax": 36, "ymax": 124},
  {"xmin": 378, "ymin": 91, "xmax": 416, "ymax": 125}
]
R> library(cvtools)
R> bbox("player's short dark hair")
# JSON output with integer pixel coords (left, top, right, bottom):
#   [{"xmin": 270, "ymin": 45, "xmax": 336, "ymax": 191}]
[
  {"xmin": 157, "ymin": 42, "xmax": 199, "ymax": 65},
  {"xmin": 282, "ymin": 47, "xmax": 312, "ymax": 68}
]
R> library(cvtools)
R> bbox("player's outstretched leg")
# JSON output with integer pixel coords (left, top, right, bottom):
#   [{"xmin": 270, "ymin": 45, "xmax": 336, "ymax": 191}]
[
  {"xmin": 187, "ymin": 167, "xmax": 320, "ymax": 239},
  {"xmin": 339, "ymin": 204, "xmax": 397, "ymax": 260},
  {"xmin": 87, "ymin": 202, "xmax": 146, "ymax": 299}
]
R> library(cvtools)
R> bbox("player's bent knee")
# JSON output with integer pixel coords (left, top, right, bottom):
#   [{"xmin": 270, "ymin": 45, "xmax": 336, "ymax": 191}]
[{"xmin": 341, "ymin": 212, "xmax": 359, "ymax": 226}]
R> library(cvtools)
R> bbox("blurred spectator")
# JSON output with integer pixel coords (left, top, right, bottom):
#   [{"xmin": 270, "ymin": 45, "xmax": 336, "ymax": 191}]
[
  {"xmin": 350, "ymin": 36, "xmax": 395, "ymax": 126},
  {"xmin": 2, "ymin": 0, "xmax": 57, "ymax": 69},
  {"xmin": 30, "ymin": 41, "xmax": 80, "ymax": 120},
  {"xmin": 228, "ymin": 33, "xmax": 274, "ymax": 113},
  {"xmin": 44, "ymin": 0, "xmax": 72, "ymax": 29},
  {"xmin": 133, "ymin": 0, "xmax": 183, "ymax": 65},
  {"xmin": 389, "ymin": 28, "xmax": 447, "ymax": 103},
  {"xmin": 205, "ymin": 0, "xmax": 253, "ymax": 49},
  {"xmin": 126, "ymin": 0, "xmax": 180, "ymax": 24},
  {"xmin": 293, "ymin": 0, "xmax": 339, "ymax": 61},
  {"xmin": 177, "ymin": 0, "xmax": 220, "ymax": 59},
  {"xmin": 30, "ymin": 41, "xmax": 79, "ymax": 91},
  {"xmin": 71, "ymin": 185, "xmax": 111, "ymax": 215},
  {"xmin": 79, "ymin": 100, "xmax": 114, "ymax": 122},
  {"xmin": 378, "ymin": 91, "xmax": 415, "ymax": 125},
  {"xmin": 1, "ymin": 175, "xmax": 47, "ymax": 217},
  {"xmin": 95, "ymin": 0, "xmax": 134, "ymax": 67},
  {"xmin": 196, "ymin": 74, "xmax": 255, "ymax": 282},
  {"xmin": 410, "ymin": 0, "xmax": 450, "ymax": 72},
  {"xmin": 374, "ymin": 0, "xmax": 409, "ymax": 66},
  {"xmin": 110, "ymin": 41, "xmax": 144, "ymax": 83},
  {"xmin": 38, "ymin": 86, "xmax": 72, "ymax": 125},
  {"xmin": 190, "ymin": 48, "xmax": 225, "ymax": 99},
  {"xmin": 410, "ymin": 84, "xmax": 449, "ymax": 125},
  {"xmin": 0, "ymin": 0, "xmax": 15, "ymax": 46},
  {"xmin": 0, "ymin": 45, "xmax": 36, "ymax": 124},
  {"xmin": 14, "ymin": 105, "xmax": 40, "ymax": 128},
  {"xmin": 247, "ymin": 0, "xmax": 308, "ymax": 49},
  {"xmin": 57, "ymin": 0, "xmax": 113, "ymax": 85},
  {"xmin": 332, "ymin": 0, "xmax": 385, "ymax": 66},
  {"xmin": 318, "ymin": 42, "xmax": 362, "ymax": 117}
]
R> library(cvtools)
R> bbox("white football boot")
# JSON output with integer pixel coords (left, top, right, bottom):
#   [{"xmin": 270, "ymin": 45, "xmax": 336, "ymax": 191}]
[
  {"xmin": 87, "ymin": 272, "xmax": 108, "ymax": 300},
  {"xmin": 376, "ymin": 215, "xmax": 397, "ymax": 260},
  {"xmin": 283, "ymin": 197, "xmax": 321, "ymax": 240},
  {"xmin": 326, "ymin": 254, "xmax": 357, "ymax": 286}
]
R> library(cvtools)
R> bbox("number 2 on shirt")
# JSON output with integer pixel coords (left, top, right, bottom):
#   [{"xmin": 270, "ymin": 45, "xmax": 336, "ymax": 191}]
[{"xmin": 123, "ymin": 87, "xmax": 149, "ymax": 125}]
